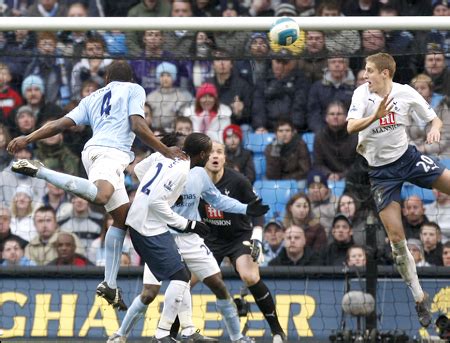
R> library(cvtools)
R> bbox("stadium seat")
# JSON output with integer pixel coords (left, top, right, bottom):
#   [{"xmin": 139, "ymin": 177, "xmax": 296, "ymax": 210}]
[
  {"xmin": 243, "ymin": 133, "xmax": 275, "ymax": 154},
  {"xmin": 401, "ymin": 183, "xmax": 435, "ymax": 204},
  {"xmin": 439, "ymin": 158, "xmax": 450, "ymax": 170},
  {"xmin": 329, "ymin": 179, "xmax": 346, "ymax": 198},
  {"xmin": 254, "ymin": 180, "xmax": 299, "ymax": 220},
  {"xmin": 253, "ymin": 155, "xmax": 266, "ymax": 181},
  {"xmin": 301, "ymin": 132, "xmax": 315, "ymax": 154}
]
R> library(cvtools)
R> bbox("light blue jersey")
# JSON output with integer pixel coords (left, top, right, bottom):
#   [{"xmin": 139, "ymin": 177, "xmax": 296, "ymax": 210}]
[
  {"xmin": 172, "ymin": 167, "xmax": 247, "ymax": 223},
  {"xmin": 66, "ymin": 81, "xmax": 145, "ymax": 160}
]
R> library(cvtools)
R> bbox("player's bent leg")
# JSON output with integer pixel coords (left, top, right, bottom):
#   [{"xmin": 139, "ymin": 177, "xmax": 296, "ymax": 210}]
[
  {"xmin": 236, "ymin": 255, "xmax": 286, "ymax": 341},
  {"xmin": 12, "ymin": 159, "xmax": 99, "ymax": 202},
  {"xmin": 379, "ymin": 202, "xmax": 431, "ymax": 327},
  {"xmin": 432, "ymin": 169, "xmax": 450, "ymax": 194}
]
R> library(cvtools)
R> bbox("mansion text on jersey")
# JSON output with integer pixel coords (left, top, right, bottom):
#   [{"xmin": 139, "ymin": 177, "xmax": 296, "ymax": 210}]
[{"xmin": 371, "ymin": 124, "xmax": 400, "ymax": 134}]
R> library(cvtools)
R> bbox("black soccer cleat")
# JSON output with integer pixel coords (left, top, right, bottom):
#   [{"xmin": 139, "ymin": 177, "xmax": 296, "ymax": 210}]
[
  {"xmin": 96, "ymin": 281, "xmax": 128, "ymax": 311},
  {"xmin": 415, "ymin": 292, "xmax": 432, "ymax": 328},
  {"xmin": 152, "ymin": 336, "xmax": 180, "ymax": 343},
  {"xmin": 11, "ymin": 159, "xmax": 43, "ymax": 177},
  {"xmin": 181, "ymin": 329, "xmax": 218, "ymax": 342}
]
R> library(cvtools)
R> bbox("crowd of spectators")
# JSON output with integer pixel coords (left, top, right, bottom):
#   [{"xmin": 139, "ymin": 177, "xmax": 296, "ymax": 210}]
[{"xmin": 1, "ymin": 0, "xmax": 450, "ymax": 268}]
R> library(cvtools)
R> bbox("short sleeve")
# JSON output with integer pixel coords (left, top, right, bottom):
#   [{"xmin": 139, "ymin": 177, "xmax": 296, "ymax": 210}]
[
  {"xmin": 128, "ymin": 84, "xmax": 146, "ymax": 118},
  {"xmin": 65, "ymin": 97, "xmax": 89, "ymax": 125},
  {"xmin": 406, "ymin": 85, "xmax": 437, "ymax": 123},
  {"xmin": 347, "ymin": 86, "xmax": 367, "ymax": 120}
]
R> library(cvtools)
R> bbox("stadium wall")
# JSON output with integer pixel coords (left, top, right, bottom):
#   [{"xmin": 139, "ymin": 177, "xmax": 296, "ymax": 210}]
[{"xmin": 0, "ymin": 267, "xmax": 448, "ymax": 341}]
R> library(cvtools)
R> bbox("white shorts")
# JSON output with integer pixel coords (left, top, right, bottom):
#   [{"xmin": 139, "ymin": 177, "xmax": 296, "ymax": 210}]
[
  {"xmin": 81, "ymin": 146, "xmax": 131, "ymax": 212},
  {"xmin": 143, "ymin": 233, "xmax": 221, "ymax": 285}
]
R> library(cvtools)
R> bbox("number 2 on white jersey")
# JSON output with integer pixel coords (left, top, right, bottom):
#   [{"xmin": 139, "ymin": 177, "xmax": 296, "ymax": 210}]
[
  {"xmin": 141, "ymin": 163, "xmax": 163, "ymax": 195},
  {"xmin": 416, "ymin": 155, "xmax": 439, "ymax": 173}
]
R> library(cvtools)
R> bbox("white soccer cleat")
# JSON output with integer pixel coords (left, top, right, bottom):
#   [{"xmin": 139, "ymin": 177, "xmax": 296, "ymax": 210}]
[
  {"xmin": 107, "ymin": 332, "xmax": 127, "ymax": 342},
  {"xmin": 272, "ymin": 333, "xmax": 287, "ymax": 343},
  {"xmin": 11, "ymin": 159, "xmax": 43, "ymax": 177},
  {"xmin": 232, "ymin": 336, "xmax": 255, "ymax": 343}
]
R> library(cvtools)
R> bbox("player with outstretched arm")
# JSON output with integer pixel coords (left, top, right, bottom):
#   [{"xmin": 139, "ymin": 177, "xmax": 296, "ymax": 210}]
[{"xmin": 346, "ymin": 52, "xmax": 450, "ymax": 327}]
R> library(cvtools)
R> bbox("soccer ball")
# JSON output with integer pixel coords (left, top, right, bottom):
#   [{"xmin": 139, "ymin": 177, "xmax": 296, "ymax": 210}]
[
  {"xmin": 342, "ymin": 291, "xmax": 375, "ymax": 317},
  {"xmin": 269, "ymin": 17, "xmax": 300, "ymax": 46}
]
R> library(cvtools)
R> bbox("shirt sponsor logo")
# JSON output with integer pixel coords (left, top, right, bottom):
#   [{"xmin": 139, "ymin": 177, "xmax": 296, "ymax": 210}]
[
  {"xmin": 205, "ymin": 204, "xmax": 224, "ymax": 219},
  {"xmin": 379, "ymin": 113, "xmax": 396, "ymax": 126},
  {"xmin": 164, "ymin": 180, "xmax": 174, "ymax": 191}
]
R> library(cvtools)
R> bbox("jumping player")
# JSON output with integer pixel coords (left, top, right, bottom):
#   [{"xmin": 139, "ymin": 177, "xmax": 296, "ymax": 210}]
[
  {"xmin": 108, "ymin": 133, "xmax": 267, "ymax": 343},
  {"xmin": 347, "ymin": 52, "xmax": 450, "ymax": 327},
  {"xmin": 126, "ymin": 132, "xmax": 212, "ymax": 343},
  {"xmin": 7, "ymin": 61, "xmax": 186, "ymax": 310},
  {"xmin": 200, "ymin": 141, "xmax": 287, "ymax": 343}
]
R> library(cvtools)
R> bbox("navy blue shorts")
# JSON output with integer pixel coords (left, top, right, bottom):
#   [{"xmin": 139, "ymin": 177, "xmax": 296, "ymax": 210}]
[
  {"xmin": 129, "ymin": 229, "xmax": 185, "ymax": 282},
  {"xmin": 368, "ymin": 145, "xmax": 445, "ymax": 212}
]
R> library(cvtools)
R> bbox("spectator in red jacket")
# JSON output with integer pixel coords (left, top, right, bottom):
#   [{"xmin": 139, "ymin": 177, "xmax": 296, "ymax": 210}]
[
  {"xmin": 47, "ymin": 231, "xmax": 92, "ymax": 266},
  {"xmin": 0, "ymin": 63, "xmax": 23, "ymax": 131}
]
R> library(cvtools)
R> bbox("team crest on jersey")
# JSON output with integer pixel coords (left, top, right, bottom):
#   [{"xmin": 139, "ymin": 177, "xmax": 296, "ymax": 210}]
[
  {"xmin": 205, "ymin": 204, "xmax": 224, "ymax": 219},
  {"xmin": 224, "ymin": 188, "xmax": 230, "ymax": 196},
  {"xmin": 164, "ymin": 180, "xmax": 174, "ymax": 191},
  {"xmin": 379, "ymin": 113, "xmax": 396, "ymax": 126}
]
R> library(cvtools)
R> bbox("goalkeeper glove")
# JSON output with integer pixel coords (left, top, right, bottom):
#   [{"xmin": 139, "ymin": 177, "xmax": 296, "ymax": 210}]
[
  {"xmin": 243, "ymin": 227, "xmax": 264, "ymax": 264},
  {"xmin": 185, "ymin": 220, "xmax": 210, "ymax": 237},
  {"xmin": 246, "ymin": 197, "xmax": 269, "ymax": 217}
]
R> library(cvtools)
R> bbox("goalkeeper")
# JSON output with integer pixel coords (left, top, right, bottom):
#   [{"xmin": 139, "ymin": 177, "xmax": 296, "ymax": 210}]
[{"xmin": 199, "ymin": 141, "xmax": 286, "ymax": 343}]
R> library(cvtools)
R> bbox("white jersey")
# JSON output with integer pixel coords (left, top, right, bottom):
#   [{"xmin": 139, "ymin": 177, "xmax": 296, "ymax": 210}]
[
  {"xmin": 347, "ymin": 82, "xmax": 437, "ymax": 167},
  {"xmin": 135, "ymin": 156, "xmax": 247, "ymax": 231},
  {"xmin": 66, "ymin": 81, "xmax": 145, "ymax": 161},
  {"xmin": 126, "ymin": 153, "xmax": 190, "ymax": 236}
]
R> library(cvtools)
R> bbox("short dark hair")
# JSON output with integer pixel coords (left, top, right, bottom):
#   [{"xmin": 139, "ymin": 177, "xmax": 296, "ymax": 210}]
[
  {"xmin": 105, "ymin": 60, "xmax": 134, "ymax": 83},
  {"xmin": 160, "ymin": 132, "xmax": 186, "ymax": 148},
  {"xmin": 274, "ymin": 119, "xmax": 295, "ymax": 131},
  {"xmin": 34, "ymin": 205, "xmax": 57, "ymax": 218},
  {"xmin": 420, "ymin": 221, "xmax": 441, "ymax": 234},
  {"xmin": 183, "ymin": 132, "xmax": 211, "ymax": 157}
]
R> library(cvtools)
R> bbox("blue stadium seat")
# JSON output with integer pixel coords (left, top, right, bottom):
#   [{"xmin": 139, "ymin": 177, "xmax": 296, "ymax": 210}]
[
  {"xmin": 439, "ymin": 158, "xmax": 450, "ymax": 170},
  {"xmin": 253, "ymin": 155, "xmax": 266, "ymax": 181},
  {"xmin": 254, "ymin": 180, "xmax": 299, "ymax": 220},
  {"xmin": 329, "ymin": 179, "xmax": 346, "ymax": 198},
  {"xmin": 243, "ymin": 133, "xmax": 275, "ymax": 154},
  {"xmin": 401, "ymin": 183, "xmax": 435, "ymax": 204},
  {"xmin": 301, "ymin": 132, "xmax": 315, "ymax": 154}
]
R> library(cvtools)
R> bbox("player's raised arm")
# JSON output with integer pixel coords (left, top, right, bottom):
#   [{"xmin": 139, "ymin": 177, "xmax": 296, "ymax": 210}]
[
  {"xmin": 347, "ymin": 95, "xmax": 394, "ymax": 134},
  {"xmin": 129, "ymin": 114, "xmax": 187, "ymax": 160},
  {"xmin": 7, "ymin": 117, "xmax": 75, "ymax": 154}
]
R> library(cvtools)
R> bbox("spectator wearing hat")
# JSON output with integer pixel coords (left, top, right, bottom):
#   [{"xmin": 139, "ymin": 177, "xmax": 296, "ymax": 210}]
[
  {"xmin": 0, "ymin": 205, "xmax": 28, "ymax": 253},
  {"xmin": 307, "ymin": 169, "xmax": 337, "ymax": 231},
  {"xmin": 13, "ymin": 74, "xmax": 63, "ymax": 128},
  {"xmin": 283, "ymin": 192, "xmax": 327, "ymax": 251},
  {"xmin": 313, "ymin": 100, "xmax": 358, "ymax": 181},
  {"xmin": 0, "ymin": 147, "xmax": 47, "ymax": 206},
  {"xmin": 182, "ymin": 82, "xmax": 232, "ymax": 142},
  {"xmin": 10, "ymin": 185, "xmax": 42, "ymax": 242},
  {"xmin": 146, "ymin": 62, "xmax": 193, "ymax": 132},
  {"xmin": 236, "ymin": 33, "xmax": 271, "ymax": 87},
  {"xmin": 307, "ymin": 56, "xmax": 355, "ymax": 133},
  {"xmin": 252, "ymin": 50, "xmax": 310, "ymax": 132},
  {"xmin": 262, "ymin": 220, "xmax": 285, "ymax": 265},
  {"xmin": 223, "ymin": 124, "xmax": 255, "ymax": 183},
  {"xmin": 265, "ymin": 119, "xmax": 311, "ymax": 183},
  {"xmin": 14, "ymin": 106, "xmax": 37, "ymax": 138},
  {"xmin": 1, "ymin": 237, "xmax": 35, "ymax": 266},
  {"xmin": 407, "ymin": 238, "xmax": 431, "ymax": 267},
  {"xmin": 0, "ymin": 63, "xmax": 23, "ymax": 130},
  {"xmin": 322, "ymin": 213, "xmax": 354, "ymax": 266},
  {"xmin": 213, "ymin": 0, "xmax": 250, "ymax": 55},
  {"xmin": 298, "ymin": 30, "xmax": 329, "ymax": 83},
  {"xmin": 206, "ymin": 49, "xmax": 254, "ymax": 126},
  {"xmin": 342, "ymin": 0, "xmax": 380, "ymax": 16},
  {"xmin": 269, "ymin": 225, "xmax": 322, "ymax": 266}
]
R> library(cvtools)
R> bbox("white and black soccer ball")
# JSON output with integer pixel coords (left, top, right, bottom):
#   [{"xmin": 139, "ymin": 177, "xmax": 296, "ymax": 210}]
[
  {"xmin": 269, "ymin": 17, "xmax": 300, "ymax": 46},
  {"xmin": 341, "ymin": 291, "xmax": 375, "ymax": 317}
]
